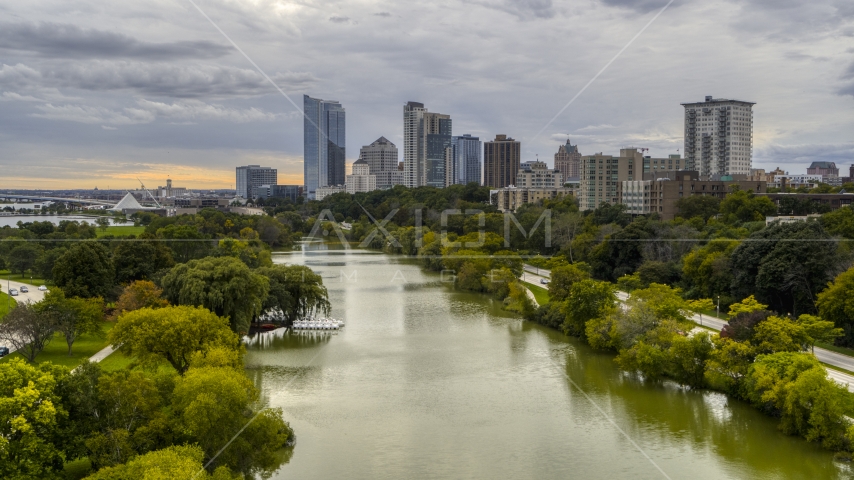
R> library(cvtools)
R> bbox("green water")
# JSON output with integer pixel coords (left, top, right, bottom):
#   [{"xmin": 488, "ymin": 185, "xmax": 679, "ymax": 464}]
[{"xmin": 245, "ymin": 247, "xmax": 850, "ymax": 479}]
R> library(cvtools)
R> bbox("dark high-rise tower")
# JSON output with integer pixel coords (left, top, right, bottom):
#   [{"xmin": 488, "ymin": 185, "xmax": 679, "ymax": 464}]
[
  {"xmin": 484, "ymin": 135, "xmax": 520, "ymax": 188},
  {"xmin": 304, "ymin": 95, "xmax": 346, "ymax": 200}
]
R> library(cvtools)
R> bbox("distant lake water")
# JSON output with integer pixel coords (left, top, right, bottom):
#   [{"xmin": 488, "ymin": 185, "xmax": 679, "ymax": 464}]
[{"xmin": 0, "ymin": 205, "xmax": 130, "ymax": 228}]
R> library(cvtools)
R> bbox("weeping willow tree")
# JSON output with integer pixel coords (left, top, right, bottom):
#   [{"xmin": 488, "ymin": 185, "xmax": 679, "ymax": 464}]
[{"xmin": 256, "ymin": 264, "xmax": 331, "ymax": 323}]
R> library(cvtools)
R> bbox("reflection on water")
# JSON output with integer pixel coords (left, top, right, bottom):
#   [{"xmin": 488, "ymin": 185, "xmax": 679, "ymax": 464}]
[{"xmin": 245, "ymin": 245, "xmax": 850, "ymax": 480}]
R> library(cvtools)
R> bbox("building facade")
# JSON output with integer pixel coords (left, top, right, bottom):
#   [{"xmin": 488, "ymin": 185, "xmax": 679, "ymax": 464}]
[
  {"xmin": 345, "ymin": 159, "xmax": 377, "ymax": 194},
  {"xmin": 252, "ymin": 185, "xmax": 303, "ymax": 202},
  {"xmin": 451, "ymin": 134, "xmax": 482, "ymax": 185},
  {"xmin": 315, "ymin": 185, "xmax": 346, "ymax": 201},
  {"xmin": 807, "ymin": 161, "xmax": 839, "ymax": 176},
  {"xmin": 516, "ymin": 161, "xmax": 564, "ymax": 188},
  {"xmin": 359, "ymin": 136, "xmax": 402, "ymax": 189},
  {"xmin": 304, "ymin": 95, "xmax": 346, "ymax": 200},
  {"xmin": 491, "ymin": 186, "xmax": 574, "ymax": 212},
  {"xmin": 579, "ymin": 148, "xmax": 642, "ymax": 211},
  {"xmin": 403, "ymin": 102, "xmax": 452, "ymax": 188},
  {"xmin": 773, "ymin": 174, "xmax": 823, "ymax": 189},
  {"xmin": 682, "ymin": 95, "xmax": 755, "ymax": 177},
  {"xmin": 236, "ymin": 165, "xmax": 277, "ymax": 199},
  {"xmin": 643, "ymin": 154, "xmax": 684, "ymax": 175},
  {"xmin": 621, "ymin": 170, "xmax": 766, "ymax": 220},
  {"xmin": 483, "ymin": 134, "xmax": 521, "ymax": 188},
  {"xmin": 554, "ymin": 139, "xmax": 581, "ymax": 179}
]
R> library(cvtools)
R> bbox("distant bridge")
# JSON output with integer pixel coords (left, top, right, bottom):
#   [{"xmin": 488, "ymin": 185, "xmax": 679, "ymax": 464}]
[{"xmin": 0, "ymin": 194, "xmax": 116, "ymax": 206}]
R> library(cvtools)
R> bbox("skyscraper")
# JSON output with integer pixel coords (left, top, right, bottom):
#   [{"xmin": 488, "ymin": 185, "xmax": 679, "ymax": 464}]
[
  {"xmin": 403, "ymin": 102, "xmax": 452, "ymax": 188},
  {"xmin": 359, "ymin": 136, "xmax": 403, "ymax": 189},
  {"xmin": 304, "ymin": 95, "xmax": 346, "ymax": 200},
  {"xmin": 236, "ymin": 165, "xmax": 277, "ymax": 199},
  {"xmin": 682, "ymin": 95, "xmax": 754, "ymax": 177},
  {"xmin": 483, "ymin": 134, "xmax": 520, "ymax": 188},
  {"xmin": 554, "ymin": 139, "xmax": 581, "ymax": 179},
  {"xmin": 451, "ymin": 134, "xmax": 482, "ymax": 185}
]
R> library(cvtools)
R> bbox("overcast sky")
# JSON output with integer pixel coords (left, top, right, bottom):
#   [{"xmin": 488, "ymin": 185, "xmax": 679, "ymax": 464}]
[{"xmin": 1, "ymin": 0, "xmax": 853, "ymax": 189}]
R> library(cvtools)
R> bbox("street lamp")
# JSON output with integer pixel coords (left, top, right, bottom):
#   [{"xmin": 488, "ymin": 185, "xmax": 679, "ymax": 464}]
[{"xmin": 717, "ymin": 295, "xmax": 721, "ymax": 318}]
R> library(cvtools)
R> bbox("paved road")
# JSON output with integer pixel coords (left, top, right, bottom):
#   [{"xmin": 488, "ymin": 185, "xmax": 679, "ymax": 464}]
[
  {"xmin": 1, "ymin": 279, "xmax": 47, "ymax": 304},
  {"xmin": 523, "ymin": 264, "xmax": 854, "ymax": 392}
]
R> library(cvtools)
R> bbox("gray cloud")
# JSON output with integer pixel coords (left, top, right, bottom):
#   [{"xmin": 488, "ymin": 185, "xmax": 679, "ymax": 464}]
[
  {"xmin": 374, "ymin": 12, "xmax": 392, "ymax": 17},
  {"xmin": 0, "ymin": 21, "xmax": 232, "ymax": 60},
  {"xmin": 464, "ymin": 0, "xmax": 555, "ymax": 19},
  {"xmin": 755, "ymin": 143, "xmax": 854, "ymax": 167},
  {"xmin": 600, "ymin": 0, "xmax": 674, "ymax": 13},
  {"xmin": 329, "ymin": 16, "xmax": 351, "ymax": 23},
  {"xmin": 0, "ymin": 61, "xmax": 318, "ymax": 98}
]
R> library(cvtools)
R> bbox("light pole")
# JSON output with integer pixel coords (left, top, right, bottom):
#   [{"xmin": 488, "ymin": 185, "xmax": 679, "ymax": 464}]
[{"xmin": 717, "ymin": 295, "xmax": 721, "ymax": 318}]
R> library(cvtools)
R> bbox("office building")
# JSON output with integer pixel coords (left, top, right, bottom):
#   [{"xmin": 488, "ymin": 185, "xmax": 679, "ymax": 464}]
[
  {"xmin": 315, "ymin": 185, "xmax": 346, "ymax": 201},
  {"xmin": 155, "ymin": 178, "xmax": 187, "ymax": 198},
  {"xmin": 346, "ymin": 159, "xmax": 377, "ymax": 194},
  {"xmin": 236, "ymin": 165, "xmax": 277, "ymax": 199},
  {"xmin": 491, "ymin": 186, "xmax": 574, "ymax": 212},
  {"xmin": 772, "ymin": 174, "xmax": 824, "ymax": 189},
  {"xmin": 554, "ymin": 140, "xmax": 581, "ymax": 179},
  {"xmin": 621, "ymin": 170, "xmax": 766, "ymax": 219},
  {"xmin": 359, "ymin": 136, "xmax": 403, "ymax": 189},
  {"xmin": 304, "ymin": 95, "xmax": 346, "ymax": 199},
  {"xmin": 450, "ymin": 134, "xmax": 482, "ymax": 185},
  {"xmin": 579, "ymin": 148, "xmax": 642, "ymax": 211},
  {"xmin": 252, "ymin": 185, "xmax": 303, "ymax": 202},
  {"xmin": 682, "ymin": 95, "xmax": 755, "ymax": 177},
  {"xmin": 484, "ymin": 134, "xmax": 521, "ymax": 188},
  {"xmin": 403, "ymin": 102, "xmax": 452, "ymax": 188}
]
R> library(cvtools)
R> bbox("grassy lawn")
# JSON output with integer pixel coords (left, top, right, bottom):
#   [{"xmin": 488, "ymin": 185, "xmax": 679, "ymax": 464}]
[
  {"xmin": 98, "ymin": 349, "xmax": 173, "ymax": 373},
  {"xmin": 0, "ymin": 322, "xmax": 115, "ymax": 368},
  {"xmin": 96, "ymin": 225, "xmax": 145, "ymax": 237},
  {"xmin": 522, "ymin": 281, "xmax": 550, "ymax": 305},
  {"xmin": 0, "ymin": 291, "xmax": 13, "ymax": 319},
  {"xmin": 0, "ymin": 270, "xmax": 50, "ymax": 287}
]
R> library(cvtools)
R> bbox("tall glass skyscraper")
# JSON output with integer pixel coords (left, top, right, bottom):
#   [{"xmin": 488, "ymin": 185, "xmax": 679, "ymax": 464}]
[
  {"xmin": 451, "ymin": 134, "xmax": 482, "ymax": 185},
  {"xmin": 304, "ymin": 95, "xmax": 346, "ymax": 200},
  {"xmin": 403, "ymin": 102, "xmax": 451, "ymax": 188}
]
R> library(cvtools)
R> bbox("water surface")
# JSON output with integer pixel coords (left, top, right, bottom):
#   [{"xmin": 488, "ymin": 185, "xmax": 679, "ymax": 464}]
[{"xmin": 245, "ymin": 247, "xmax": 848, "ymax": 479}]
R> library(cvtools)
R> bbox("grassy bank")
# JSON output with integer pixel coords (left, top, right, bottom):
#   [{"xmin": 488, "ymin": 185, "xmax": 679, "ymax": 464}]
[
  {"xmin": 0, "ymin": 291, "xmax": 13, "ymax": 319},
  {"xmin": 0, "ymin": 321, "xmax": 115, "ymax": 368},
  {"xmin": 522, "ymin": 281, "xmax": 550, "ymax": 305},
  {"xmin": 0, "ymin": 270, "xmax": 50, "ymax": 287}
]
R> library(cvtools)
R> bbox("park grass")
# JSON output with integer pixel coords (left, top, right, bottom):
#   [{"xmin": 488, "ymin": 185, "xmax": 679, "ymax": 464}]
[
  {"xmin": 522, "ymin": 281, "xmax": 550, "ymax": 305},
  {"xmin": 0, "ymin": 270, "xmax": 50, "ymax": 287},
  {"xmin": 0, "ymin": 291, "xmax": 13, "ymax": 319},
  {"xmin": 0, "ymin": 321, "xmax": 115, "ymax": 368},
  {"xmin": 96, "ymin": 225, "xmax": 146, "ymax": 237}
]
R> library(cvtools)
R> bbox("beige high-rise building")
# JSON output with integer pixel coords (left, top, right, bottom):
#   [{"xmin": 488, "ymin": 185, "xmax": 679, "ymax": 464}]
[
  {"xmin": 683, "ymin": 95, "xmax": 755, "ymax": 177},
  {"xmin": 484, "ymin": 134, "xmax": 521, "ymax": 188},
  {"xmin": 554, "ymin": 140, "xmax": 581, "ymax": 179},
  {"xmin": 359, "ymin": 136, "xmax": 402, "ymax": 189},
  {"xmin": 516, "ymin": 161, "xmax": 564, "ymax": 188},
  {"xmin": 579, "ymin": 148, "xmax": 642, "ymax": 211}
]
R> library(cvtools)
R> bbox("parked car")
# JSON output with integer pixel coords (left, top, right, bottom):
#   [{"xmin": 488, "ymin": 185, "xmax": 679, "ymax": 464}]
[
  {"xmin": 19, "ymin": 286, "xmax": 28, "ymax": 293},
  {"xmin": 38, "ymin": 285, "xmax": 48, "ymax": 291},
  {"xmin": 540, "ymin": 279, "xmax": 550, "ymax": 285},
  {"xmin": 9, "ymin": 288, "xmax": 18, "ymax": 296},
  {"xmin": 0, "ymin": 346, "xmax": 9, "ymax": 357}
]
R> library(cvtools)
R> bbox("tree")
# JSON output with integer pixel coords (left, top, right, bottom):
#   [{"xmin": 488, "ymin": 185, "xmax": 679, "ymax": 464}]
[
  {"xmin": 721, "ymin": 310, "xmax": 772, "ymax": 342},
  {"xmin": 675, "ymin": 195, "xmax": 722, "ymax": 221},
  {"xmin": 33, "ymin": 246, "xmax": 67, "ymax": 281},
  {"xmin": 0, "ymin": 359, "xmax": 68, "ymax": 479},
  {"xmin": 720, "ymin": 189, "xmax": 777, "ymax": 223},
  {"xmin": 96, "ymin": 217, "xmax": 110, "ymax": 232},
  {"xmin": 682, "ymin": 239, "xmax": 738, "ymax": 301},
  {"xmin": 160, "ymin": 257, "xmax": 269, "ymax": 334},
  {"xmin": 256, "ymin": 265, "xmax": 330, "ymax": 323},
  {"xmin": 172, "ymin": 367, "xmax": 294, "ymax": 476},
  {"xmin": 636, "ymin": 260, "xmax": 680, "ymax": 286},
  {"xmin": 687, "ymin": 298, "xmax": 715, "ymax": 326},
  {"xmin": 109, "ymin": 306, "xmax": 241, "ymax": 375},
  {"xmin": 752, "ymin": 316, "xmax": 810, "ymax": 354},
  {"xmin": 36, "ymin": 290, "xmax": 105, "ymax": 356},
  {"xmin": 0, "ymin": 303, "xmax": 56, "ymax": 362},
  {"xmin": 728, "ymin": 295, "xmax": 768, "ymax": 317},
  {"xmin": 797, "ymin": 314, "xmax": 843, "ymax": 353},
  {"xmin": 83, "ymin": 445, "xmax": 234, "ymax": 480},
  {"xmin": 53, "ymin": 241, "xmax": 115, "ymax": 299},
  {"xmin": 631, "ymin": 283, "xmax": 689, "ymax": 322},
  {"xmin": 562, "ymin": 280, "xmax": 616, "ymax": 336},
  {"xmin": 8, "ymin": 243, "xmax": 43, "ymax": 274},
  {"xmin": 817, "ymin": 266, "xmax": 854, "ymax": 347},
  {"xmin": 113, "ymin": 240, "xmax": 175, "ymax": 284},
  {"xmin": 112, "ymin": 280, "xmax": 169, "ymax": 319},
  {"xmin": 547, "ymin": 262, "xmax": 590, "ymax": 302}
]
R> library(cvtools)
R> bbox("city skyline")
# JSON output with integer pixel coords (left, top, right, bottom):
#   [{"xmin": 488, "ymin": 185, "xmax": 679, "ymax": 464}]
[{"xmin": 1, "ymin": 0, "xmax": 853, "ymax": 189}]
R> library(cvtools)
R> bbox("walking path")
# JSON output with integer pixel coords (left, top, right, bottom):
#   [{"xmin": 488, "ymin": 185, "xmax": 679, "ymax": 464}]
[{"xmin": 523, "ymin": 264, "xmax": 854, "ymax": 393}]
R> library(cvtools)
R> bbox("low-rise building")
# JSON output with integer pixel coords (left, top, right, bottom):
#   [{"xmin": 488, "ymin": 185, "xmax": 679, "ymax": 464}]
[
  {"xmin": 760, "ymin": 193, "xmax": 854, "ymax": 211},
  {"xmin": 252, "ymin": 185, "xmax": 303, "ymax": 202},
  {"xmin": 773, "ymin": 174, "xmax": 823, "ymax": 189},
  {"xmin": 579, "ymin": 148, "xmax": 642, "ymax": 211},
  {"xmin": 620, "ymin": 170, "xmax": 766, "ymax": 220},
  {"xmin": 490, "ymin": 186, "xmax": 574, "ymax": 212},
  {"xmin": 315, "ymin": 185, "xmax": 346, "ymax": 200}
]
